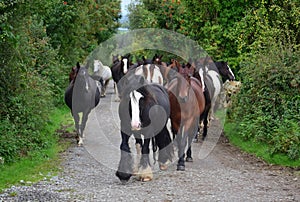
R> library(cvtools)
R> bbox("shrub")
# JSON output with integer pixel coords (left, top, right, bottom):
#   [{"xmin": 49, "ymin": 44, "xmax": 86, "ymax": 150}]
[{"xmin": 230, "ymin": 34, "xmax": 300, "ymax": 160}]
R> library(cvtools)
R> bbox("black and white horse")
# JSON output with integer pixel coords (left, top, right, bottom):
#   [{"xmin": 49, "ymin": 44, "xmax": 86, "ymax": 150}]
[
  {"xmin": 116, "ymin": 74, "xmax": 173, "ymax": 182},
  {"xmin": 214, "ymin": 61, "xmax": 235, "ymax": 82},
  {"xmin": 64, "ymin": 62, "xmax": 100, "ymax": 145},
  {"xmin": 194, "ymin": 57, "xmax": 235, "ymax": 120},
  {"xmin": 111, "ymin": 53, "xmax": 131, "ymax": 101}
]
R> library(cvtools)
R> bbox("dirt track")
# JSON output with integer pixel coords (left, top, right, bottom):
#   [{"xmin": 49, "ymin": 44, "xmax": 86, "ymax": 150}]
[{"xmin": 0, "ymin": 83, "xmax": 299, "ymax": 201}]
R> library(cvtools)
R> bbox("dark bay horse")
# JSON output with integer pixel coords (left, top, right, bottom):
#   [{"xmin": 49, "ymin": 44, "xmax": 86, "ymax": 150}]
[
  {"xmin": 116, "ymin": 74, "xmax": 173, "ymax": 182},
  {"xmin": 166, "ymin": 70, "xmax": 205, "ymax": 171},
  {"xmin": 64, "ymin": 62, "xmax": 100, "ymax": 145},
  {"xmin": 111, "ymin": 53, "xmax": 131, "ymax": 100}
]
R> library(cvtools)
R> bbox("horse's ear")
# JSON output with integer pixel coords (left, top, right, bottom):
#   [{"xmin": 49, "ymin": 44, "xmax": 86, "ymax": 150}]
[
  {"xmin": 142, "ymin": 56, "xmax": 146, "ymax": 61},
  {"xmin": 76, "ymin": 62, "xmax": 80, "ymax": 69},
  {"xmin": 160, "ymin": 55, "xmax": 163, "ymax": 59}
]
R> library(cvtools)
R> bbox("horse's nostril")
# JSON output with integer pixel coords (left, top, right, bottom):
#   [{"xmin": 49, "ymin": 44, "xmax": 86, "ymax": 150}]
[{"xmin": 131, "ymin": 122, "xmax": 141, "ymax": 131}]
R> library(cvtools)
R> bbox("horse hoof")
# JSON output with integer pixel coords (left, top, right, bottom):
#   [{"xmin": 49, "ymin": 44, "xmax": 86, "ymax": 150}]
[
  {"xmin": 186, "ymin": 157, "xmax": 193, "ymax": 162},
  {"xmin": 141, "ymin": 176, "xmax": 152, "ymax": 182},
  {"xmin": 177, "ymin": 165, "xmax": 185, "ymax": 171},
  {"xmin": 159, "ymin": 164, "xmax": 168, "ymax": 171}
]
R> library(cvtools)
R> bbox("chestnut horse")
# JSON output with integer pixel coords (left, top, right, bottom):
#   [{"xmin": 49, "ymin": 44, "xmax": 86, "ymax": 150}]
[{"xmin": 166, "ymin": 67, "xmax": 205, "ymax": 171}]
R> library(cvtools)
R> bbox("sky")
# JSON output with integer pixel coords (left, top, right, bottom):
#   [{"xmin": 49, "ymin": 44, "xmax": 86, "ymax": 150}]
[{"xmin": 121, "ymin": 0, "xmax": 131, "ymax": 16}]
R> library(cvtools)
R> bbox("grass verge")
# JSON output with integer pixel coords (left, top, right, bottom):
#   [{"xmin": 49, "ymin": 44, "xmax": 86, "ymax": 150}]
[
  {"xmin": 0, "ymin": 106, "xmax": 74, "ymax": 192},
  {"xmin": 224, "ymin": 121, "xmax": 300, "ymax": 168}
]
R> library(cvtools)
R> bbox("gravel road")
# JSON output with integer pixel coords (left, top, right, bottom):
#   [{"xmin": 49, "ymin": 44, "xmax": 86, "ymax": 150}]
[{"xmin": 1, "ymin": 83, "xmax": 299, "ymax": 202}]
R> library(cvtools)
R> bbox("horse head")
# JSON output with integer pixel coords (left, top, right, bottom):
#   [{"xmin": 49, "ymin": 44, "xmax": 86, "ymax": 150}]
[
  {"xmin": 142, "ymin": 56, "xmax": 153, "ymax": 65},
  {"xmin": 168, "ymin": 59, "xmax": 181, "ymax": 72},
  {"xmin": 93, "ymin": 60, "xmax": 100, "ymax": 73},
  {"xmin": 176, "ymin": 73, "xmax": 191, "ymax": 103},
  {"xmin": 215, "ymin": 61, "xmax": 235, "ymax": 82},
  {"xmin": 121, "ymin": 54, "xmax": 131, "ymax": 74},
  {"xmin": 152, "ymin": 54, "xmax": 163, "ymax": 65},
  {"xmin": 112, "ymin": 54, "xmax": 120, "ymax": 64}
]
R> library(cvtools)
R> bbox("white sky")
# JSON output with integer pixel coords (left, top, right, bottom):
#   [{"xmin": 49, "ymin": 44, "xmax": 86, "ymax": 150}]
[{"xmin": 121, "ymin": 0, "xmax": 132, "ymax": 15}]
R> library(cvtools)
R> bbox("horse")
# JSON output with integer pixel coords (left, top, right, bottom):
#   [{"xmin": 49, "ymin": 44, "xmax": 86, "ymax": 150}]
[
  {"xmin": 166, "ymin": 69, "xmax": 205, "ymax": 171},
  {"xmin": 69, "ymin": 65, "xmax": 79, "ymax": 83},
  {"xmin": 93, "ymin": 59, "xmax": 112, "ymax": 97},
  {"xmin": 194, "ymin": 57, "xmax": 222, "ymax": 121},
  {"xmin": 214, "ymin": 61, "xmax": 235, "ymax": 82},
  {"xmin": 116, "ymin": 74, "xmax": 173, "ymax": 182},
  {"xmin": 64, "ymin": 62, "xmax": 101, "ymax": 146},
  {"xmin": 111, "ymin": 53, "xmax": 131, "ymax": 100}
]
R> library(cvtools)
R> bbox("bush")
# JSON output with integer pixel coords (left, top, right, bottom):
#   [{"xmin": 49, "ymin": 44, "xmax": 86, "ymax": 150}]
[{"xmin": 230, "ymin": 34, "xmax": 300, "ymax": 160}]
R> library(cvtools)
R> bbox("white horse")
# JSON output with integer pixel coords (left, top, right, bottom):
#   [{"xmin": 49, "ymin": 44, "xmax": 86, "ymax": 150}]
[{"xmin": 93, "ymin": 59, "xmax": 112, "ymax": 97}]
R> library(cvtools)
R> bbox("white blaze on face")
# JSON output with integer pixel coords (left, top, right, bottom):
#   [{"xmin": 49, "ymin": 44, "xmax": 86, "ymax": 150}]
[
  {"xmin": 130, "ymin": 90, "xmax": 143, "ymax": 130},
  {"xmin": 122, "ymin": 58, "xmax": 128, "ymax": 74},
  {"xmin": 227, "ymin": 65, "xmax": 235, "ymax": 80}
]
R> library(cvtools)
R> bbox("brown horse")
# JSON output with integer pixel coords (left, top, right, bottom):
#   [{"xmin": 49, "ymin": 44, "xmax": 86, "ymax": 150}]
[{"xmin": 166, "ymin": 65, "xmax": 205, "ymax": 171}]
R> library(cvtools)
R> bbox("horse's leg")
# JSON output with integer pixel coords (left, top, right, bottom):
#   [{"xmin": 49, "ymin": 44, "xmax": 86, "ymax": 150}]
[
  {"xmin": 114, "ymin": 82, "xmax": 120, "ymax": 102},
  {"xmin": 202, "ymin": 109, "xmax": 209, "ymax": 141},
  {"xmin": 138, "ymin": 138, "xmax": 153, "ymax": 181},
  {"xmin": 73, "ymin": 112, "xmax": 80, "ymax": 144},
  {"xmin": 116, "ymin": 131, "xmax": 133, "ymax": 182},
  {"xmin": 77, "ymin": 110, "xmax": 90, "ymax": 146},
  {"xmin": 177, "ymin": 125, "xmax": 187, "ymax": 171},
  {"xmin": 156, "ymin": 126, "xmax": 173, "ymax": 170},
  {"xmin": 100, "ymin": 78, "xmax": 106, "ymax": 97},
  {"xmin": 102, "ymin": 79, "xmax": 110, "ymax": 97},
  {"xmin": 133, "ymin": 134, "xmax": 143, "ymax": 176},
  {"xmin": 186, "ymin": 121, "xmax": 198, "ymax": 162}
]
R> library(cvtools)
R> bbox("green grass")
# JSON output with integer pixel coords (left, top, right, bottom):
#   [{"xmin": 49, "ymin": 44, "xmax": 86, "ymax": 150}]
[
  {"xmin": 0, "ymin": 106, "xmax": 74, "ymax": 192},
  {"xmin": 224, "ymin": 121, "xmax": 300, "ymax": 168}
]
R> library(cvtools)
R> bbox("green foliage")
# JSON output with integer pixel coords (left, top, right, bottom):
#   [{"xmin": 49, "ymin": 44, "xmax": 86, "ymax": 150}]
[
  {"xmin": 230, "ymin": 36, "xmax": 300, "ymax": 160},
  {"xmin": 0, "ymin": 0, "xmax": 121, "ymax": 164},
  {"xmin": 0, "ymin": 107, "xmax": 72, "ymax": 191},
  {"xmin": 44, "ymin": 0, "xmax": 121, "ymax": 64}
]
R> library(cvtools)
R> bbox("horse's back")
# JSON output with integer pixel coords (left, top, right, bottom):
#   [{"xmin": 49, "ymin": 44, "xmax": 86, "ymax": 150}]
[
  {"xmin": 102, "ymin": 66, "xmax": 112, "ymax": 80},
  {"xmin": 64, "ymin": 77, "xmax": 100, "ymax": 113}
]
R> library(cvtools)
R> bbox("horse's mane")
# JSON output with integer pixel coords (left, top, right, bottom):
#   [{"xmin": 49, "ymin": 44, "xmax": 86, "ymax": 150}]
[{"xmin": 136, "ymin": 85, "xmax": 160, "ymax": 104}]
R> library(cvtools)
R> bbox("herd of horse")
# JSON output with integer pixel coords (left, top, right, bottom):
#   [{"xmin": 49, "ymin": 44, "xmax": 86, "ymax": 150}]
[{"xmin": 64, "ymin": 53, "xmax": 236, "ymax": 183}]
